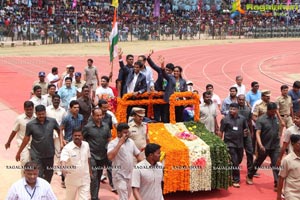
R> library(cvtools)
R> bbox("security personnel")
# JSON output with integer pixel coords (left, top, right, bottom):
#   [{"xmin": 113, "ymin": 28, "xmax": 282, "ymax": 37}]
[
  {"xmin": 128, "ymin": 107, "xmax": 150, "ymax": 161},
  {"xmin": 276, "ymin": 85, "xmax": 293, "ymax": 136},
  {"xmin": 252, "ymin": 90, "xmax": 271, "ymax": 120},
  {"xmin": 253, "ymin": 90, "xmax": 284, "ymax": 128}
]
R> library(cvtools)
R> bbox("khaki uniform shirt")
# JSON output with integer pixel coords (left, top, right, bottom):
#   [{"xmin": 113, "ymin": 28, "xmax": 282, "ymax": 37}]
[
  {"xmin": 129, "ymin": 121, "xmax": 149, "ymax": 150},
  {"xmin": 73, "ymin": 80, "xmax": 86, "ymax": 89},
  {"xmin": 276, "ymin": 95, "xmax": 292, "ymax": 116},
  {"xmin": 132, "ymin": 160, "xmax": 164, "ymax": 200},
  {"xmin": 32, "ymin": 80, "xmax": 48, "ymax": 95},
  {"xmin": 84, "ymin": 66, "xmax": 98, "ymax": 90},
  {"xmin": 279, "ymin": 151, "xmax": 300, "ymax": 200},
  {"xmin": 253, "ymin": 101, "xmax": 268, "ymax": 117}
]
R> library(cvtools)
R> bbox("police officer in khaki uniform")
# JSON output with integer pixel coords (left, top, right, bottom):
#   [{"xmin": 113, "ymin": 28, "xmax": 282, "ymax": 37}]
[
  {"xmin": 128, "ymin": 107, "xmax": 150, "ymax": 161},
  {"xmin": 252, "ymin": 90, "xmax": 271, "ymax": 120},
  {"xmin": 276, "ymin": 85, "xmax": 294, "ymax": 136},
  {"xmin": 253, "ymin": 90, "xmax": 284, "ymax": 126}
]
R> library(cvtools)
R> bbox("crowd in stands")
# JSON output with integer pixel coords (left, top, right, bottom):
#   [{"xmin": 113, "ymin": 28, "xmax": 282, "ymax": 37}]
[{"xmin": 1, "ymin": 0, "xmax": 300, "ymax": 43}]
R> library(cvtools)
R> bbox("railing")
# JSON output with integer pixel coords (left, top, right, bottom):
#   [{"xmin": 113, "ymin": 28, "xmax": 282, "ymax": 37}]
[{"xmin": 1, "ymin": 22, "xmax": 300, "ymax": 45}]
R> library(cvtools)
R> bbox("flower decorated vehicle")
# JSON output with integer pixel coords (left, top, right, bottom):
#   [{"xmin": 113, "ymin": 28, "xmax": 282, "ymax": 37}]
[{"xmin": 115, "ymin": 92, "xmax": 232, "ymax": 194}]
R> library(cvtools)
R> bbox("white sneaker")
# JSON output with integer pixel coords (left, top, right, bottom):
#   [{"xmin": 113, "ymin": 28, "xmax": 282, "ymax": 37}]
[{"xmin": 101, "ymin": 175, "xmax": 107, "ymax": 182}]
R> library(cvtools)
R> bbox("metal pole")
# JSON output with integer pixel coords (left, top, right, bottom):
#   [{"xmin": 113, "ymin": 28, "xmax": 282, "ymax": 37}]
[
  {"xmin": 238, "ymin": 13, "xmax": 241, "ymax": 39},
  {"xmin": 172, "ymin": 20, "xmax": 174, "ymax": 40},
  {"xmin": 130, "ymin": 23, "xmax": 132, "ymax": 42},
  {"xmin": 199, "ymin": 10, "xmax": 201, "ymax": 39},
  {"xmin": 158, "ymin": 16, "xmax": 160, "ymax": 40},
  {"xmin": 29, "ymin": 7, "xmax": 32, "ymax": 41},
  {"xmin": 271, "ymin": 17, "xmax": 273, "ymax": 38},
  {"xmin": 75, "ymin": 7, "xmax": 78, "ymax": 43}
]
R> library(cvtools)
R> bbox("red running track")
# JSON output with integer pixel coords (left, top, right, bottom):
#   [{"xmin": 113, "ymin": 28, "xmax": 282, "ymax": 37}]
[{"xmin": 0, "ymin": 41, "xmax": 299, "ymax": 199}]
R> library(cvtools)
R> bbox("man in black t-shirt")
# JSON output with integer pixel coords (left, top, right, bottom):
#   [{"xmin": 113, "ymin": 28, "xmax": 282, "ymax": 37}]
[
  {"xmin": 220, "ymin": 103, "xmax": 248, "ymax": 188},
  {"xmin": 16, "ymin": 105, "xmax": 61, "ymax": 183},
  {"xmin": 246, "ymin": 102, "xmax": 280, "ymax": 192}
]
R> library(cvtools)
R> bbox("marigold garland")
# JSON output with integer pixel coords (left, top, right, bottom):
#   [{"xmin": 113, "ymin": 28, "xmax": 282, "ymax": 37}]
[
  {"xmin": 116, "ymin": 92, "xmax": 166, "ymax": 123},
  {"xmin": 148, "ymin": 123, "xmax": 190, "ymax": 194},
  {"xmin": 169, "ymin": 92, "xmax": 200, "ymax": 124},
  {"xmin": 164, "ymin": 123, "xmax": 212, "ymax": 191},
  {"xmin": 116, "ymin": 91, "xmax": 200, "ymax": 124}
]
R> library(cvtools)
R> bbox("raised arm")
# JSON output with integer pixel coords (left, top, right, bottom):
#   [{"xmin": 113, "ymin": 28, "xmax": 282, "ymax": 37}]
[
  {"xmin": 147, "ymin": 49, "xmax": 162, "ymax": 74},
  {"xmin": 107, "ymin": 135, "xmax": 127, "ymax": 161}
]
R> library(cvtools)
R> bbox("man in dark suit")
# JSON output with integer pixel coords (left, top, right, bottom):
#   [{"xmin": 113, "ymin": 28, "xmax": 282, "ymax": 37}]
[
  {"xmin": 147, "ymin": 50, "xmax": 175, "ymax": 123},
  {"xmin": 122, "ymin": 61, "xmax": 147, "ymax": 95},
  {"xmin": 118, "ymin": 49, "xmax": 147, "ymax": 96},
  {"xmin": 118, "ymin": 50, "xmax": 147, "ymax": 119},
  {"xmin": 117, "ymin": 53, "xmax": 134, "ymax": 98}
]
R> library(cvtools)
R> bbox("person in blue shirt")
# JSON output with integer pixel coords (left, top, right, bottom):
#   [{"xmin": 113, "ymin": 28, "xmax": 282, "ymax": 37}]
[
  {"xmin": 246, "ymin": 81, "xmax": 261, "ymax": 108},
  {"xmin": 288, "ymin": 81, "xmax": 300, "ymax": 114},
  {"xmin": 58, "ymin": 77, "xmax": 77, "ymax": 110}
]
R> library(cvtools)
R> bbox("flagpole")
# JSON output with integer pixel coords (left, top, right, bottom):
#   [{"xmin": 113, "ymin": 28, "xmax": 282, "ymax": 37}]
[
  {"xmin": 110, "ymin": 62, "xmax": 113, "ymax": 82},
  {"xmin": 110, "ymin": 0, "xmax": 119, "ymax": 77}
]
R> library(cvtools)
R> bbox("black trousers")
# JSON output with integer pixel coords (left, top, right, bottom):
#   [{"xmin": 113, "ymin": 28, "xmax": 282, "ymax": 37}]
[
  {"xmin": 31, "ymin": 155, "xmax": 54, "ymax": 183},
  {"xmin": 252, "ymin": 126, "xmax": 257, "ymax": 154},
  {"xmin": 175, "ymin": 106, "xmax": 184, "ymax": 122},
  {"xmin": 243, "ymin": 135, "xmax": 254, "ymax": 172},
  {"xmin": 90, "ymin": 157, "xmax": 112, "ymax": 200},
  {"xmin": 228, "ymin": 147, "xmax": 244, "ymax": 183},
  {"xmin": 248, "ymin": 148, "xmax": 280, "ymax": 186},
  {"xmin": 154, "ymin": 104, "xmax": 169, "ymax": 123}
]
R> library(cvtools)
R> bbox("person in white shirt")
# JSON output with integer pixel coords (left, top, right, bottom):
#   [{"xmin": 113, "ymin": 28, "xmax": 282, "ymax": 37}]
[
  {"xmin": 232, "ymin": 75, "xmax": 246, "ymax": 96},
  {"xmin": 107, "ymin": 123, "xmax": 143, "ymax": 200},
  {"xmin": 46, "ymin": 94, "xmax": 67, "ymax": 175},
  {"xmin": 200, "ymin": 91, "xmax": 219, "ymax": 133},
  {"xmin": 46, "ymin": 67, "xmax": 60, "ymax": 91},
  {"xmin": 61, "ymin": 128, "xmax": 92, "ymax": 200},
  {"xmin": 6, "ymin": 161, "xmax": 57, "ymax": 200},
  {"xmin": 201, "ymin": 84, "xmax": 222, "ymax": 111},
  {"xmin": 95, "ymin": 75, "xmax": 115, "ymax": 107},
  {"xmin": 5, "ymin": 101, "xmax": 35, "ymax": 176},
  {"xmin": 62, "ymin": 66, "xmax": 76, "ymax": 86},
  {"xmin": 132, "ymin": 143, "xmax": 164, "ymax": 200},
  {"xmin": 187, "ymin": 80, "xmax": 194, "ymax": 92},
  {"xmin": 43, "ymin": 84, "xmax": 57, "ymax": 107},
  {"xmin": 30, "ymin": 85, "xmax": 47, "ymax": 108}
]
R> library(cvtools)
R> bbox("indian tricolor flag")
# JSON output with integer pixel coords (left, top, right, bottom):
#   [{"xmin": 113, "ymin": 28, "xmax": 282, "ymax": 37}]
[{"xmin": 109, "ymin": 9, "xmax": 118, "ymax": 62}]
